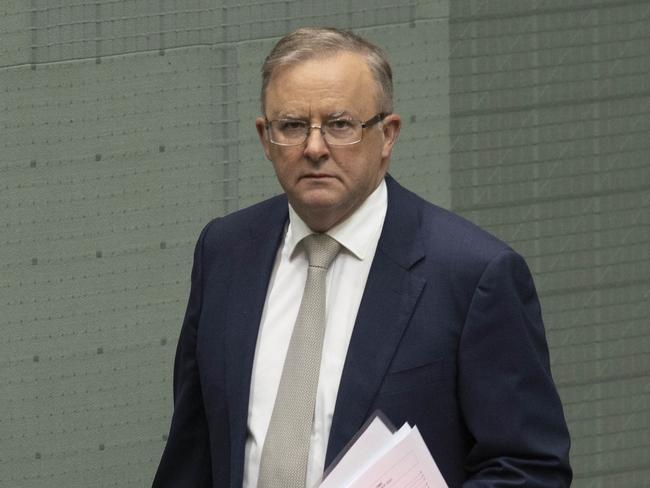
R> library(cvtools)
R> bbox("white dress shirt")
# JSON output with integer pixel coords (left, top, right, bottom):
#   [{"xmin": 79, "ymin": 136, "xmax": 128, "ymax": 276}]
[{"xmin": 243, "ymin": 180, "xmax": 388, "ymax": 488}]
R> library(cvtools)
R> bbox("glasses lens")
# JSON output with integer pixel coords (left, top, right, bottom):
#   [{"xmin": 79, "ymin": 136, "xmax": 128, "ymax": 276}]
[
  {"xmin": 323, "ymin": 119, "xmax": 361, "ymax": 145},
  {"xmin": 270, "ymin": 120, "xmax": 308, "ymax": 145}
]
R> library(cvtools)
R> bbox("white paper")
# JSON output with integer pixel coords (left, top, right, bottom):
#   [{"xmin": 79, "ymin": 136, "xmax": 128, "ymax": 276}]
[
  {"xmin": 319, "ymin": 414, "xmax": 448, "ymax": 488},
  {"xmin": 345, "ymin": 426, "xmax": 448, "ymax": 488},
  {"xmin": 319, "ymin": 416, "xmax": 398, "ymax": 488}
]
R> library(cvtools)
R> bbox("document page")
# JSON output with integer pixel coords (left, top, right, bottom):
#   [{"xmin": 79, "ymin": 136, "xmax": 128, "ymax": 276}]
[
  {"xmin": 318, "ymin": 413, "xmax": 448, "ymax": 488},
  {"xmin": 346, "ymin": 426, "xmax": 448, "ymax": 488},
  {"xmin": 318, "ymin": 415, "xmax": 408, "ymax": 488}
]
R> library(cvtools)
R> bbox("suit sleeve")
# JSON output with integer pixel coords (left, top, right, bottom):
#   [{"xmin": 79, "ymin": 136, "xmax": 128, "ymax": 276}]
[
  {"xmin": 458, "ymin": 249, "xmax": 572, "ymax": 487},
  {"xmin": 152, "ymin": 223, "xmax": 213, "ymax": 487}
]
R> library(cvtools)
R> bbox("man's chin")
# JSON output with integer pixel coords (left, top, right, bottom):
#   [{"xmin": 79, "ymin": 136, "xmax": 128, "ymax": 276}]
[
  {"xmin": 296, "ymin": 195, "xmax": 341, "ymax": 214},
  {"xmin": 290, "ymin": 191, "xmax": 353, "ymax": 228}
]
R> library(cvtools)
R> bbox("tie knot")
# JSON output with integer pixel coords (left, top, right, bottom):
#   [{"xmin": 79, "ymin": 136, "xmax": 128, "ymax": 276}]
[{"xmin": 302, "ymin": 234, "xmax": 341, "ymax": 269}]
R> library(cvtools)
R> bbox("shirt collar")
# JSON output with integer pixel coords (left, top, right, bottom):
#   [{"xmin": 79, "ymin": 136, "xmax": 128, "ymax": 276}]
[{"xmin": 286, "ymin": 179, "xmax": 388, "ymax": 260}]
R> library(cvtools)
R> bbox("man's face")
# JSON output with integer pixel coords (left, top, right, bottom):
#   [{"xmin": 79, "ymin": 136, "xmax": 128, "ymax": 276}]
[{"xmin": 256, "ymin": 51, "xmax": 400, "ymax": 232}]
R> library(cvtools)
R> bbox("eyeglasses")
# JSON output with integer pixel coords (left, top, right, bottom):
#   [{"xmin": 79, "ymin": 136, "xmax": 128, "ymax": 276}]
[{"xmin": 265, "ymin": 113, "xmax": 388, "ymax": 146}]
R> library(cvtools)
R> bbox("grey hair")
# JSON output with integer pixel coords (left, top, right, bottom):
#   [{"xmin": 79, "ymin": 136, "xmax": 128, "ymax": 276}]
[{"xmin": 261, "ymin": 27, "xmax": 393, "ymax": 114}]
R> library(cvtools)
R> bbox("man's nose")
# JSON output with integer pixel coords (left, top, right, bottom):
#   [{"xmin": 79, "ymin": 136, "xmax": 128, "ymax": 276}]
[{"xmin": 303, "ymin": 125, "xmax": 329, "ymax": 162}]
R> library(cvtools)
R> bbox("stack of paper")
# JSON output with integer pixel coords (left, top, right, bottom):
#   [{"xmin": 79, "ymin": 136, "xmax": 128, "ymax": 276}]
[{"xmin": 318, "ymin": 413, "xmax": 449, "ymax": 488}]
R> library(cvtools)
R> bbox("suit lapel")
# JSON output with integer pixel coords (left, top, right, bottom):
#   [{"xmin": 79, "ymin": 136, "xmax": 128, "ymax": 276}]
[
  {"xmin": 326, "ymin": 177, "xmax": 427, "ymax": 466},
  {"xmin": 223, "ymin": 198, "xmax": 288, "ymax": 486}
]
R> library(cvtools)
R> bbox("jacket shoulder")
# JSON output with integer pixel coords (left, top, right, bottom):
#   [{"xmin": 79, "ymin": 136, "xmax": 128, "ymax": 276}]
[
  {"xmin": 386, "ymin": 176, "xmax": 511, "ymax": 266},
  {"xmin": 199, "ymin": 194, "xmax": 288, "ymax": 246}
]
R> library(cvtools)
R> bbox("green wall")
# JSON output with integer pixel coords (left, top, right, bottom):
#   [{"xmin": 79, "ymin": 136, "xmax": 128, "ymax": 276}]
[{"xmin": 1, "ymin": 1, "xmax": 648, "ymax": 486}]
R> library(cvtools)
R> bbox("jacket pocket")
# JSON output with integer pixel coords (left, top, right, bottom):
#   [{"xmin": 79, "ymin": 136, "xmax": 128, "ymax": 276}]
[{"xmin": 379, "ymin": 359, "xmax": 445, "ymax": 396}]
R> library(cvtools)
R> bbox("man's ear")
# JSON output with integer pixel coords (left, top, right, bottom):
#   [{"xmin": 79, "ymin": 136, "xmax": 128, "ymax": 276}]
[
  {"xmin": 256, "ymin": 117, "xmax": 272, "ymax": 161},
  {"xmin": 381, "ymin": 113, "xmax": 401, "ymax": 160}
]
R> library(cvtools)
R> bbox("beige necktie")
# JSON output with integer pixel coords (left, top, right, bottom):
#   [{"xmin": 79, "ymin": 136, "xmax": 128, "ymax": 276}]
[{"xmin": 258, "ymin": 233, "xmax": 342, "ymax": 488}]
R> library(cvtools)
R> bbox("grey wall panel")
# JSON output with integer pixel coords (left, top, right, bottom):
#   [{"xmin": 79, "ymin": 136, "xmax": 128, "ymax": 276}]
[
  {"xmin": 2, "ymin": 48, "xmax": 225, "ymax": 487},
  {"xmin": 449, "ymin": 1, "xmax": 650, "ymax": 486},
  {"xmin": 365, "ymin": 18, "xmax": 451, "ymax": 206},
  {"xmin": 234, "ymin": 37, "xmax": 286, "ymax": 210},
  {"xmin": 0, "ymin": 2, "xmax": 31, "ymax": 67}
]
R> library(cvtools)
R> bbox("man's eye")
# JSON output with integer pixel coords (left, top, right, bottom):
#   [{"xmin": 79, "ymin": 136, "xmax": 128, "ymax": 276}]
[
  {"xmin": 327, "ymin": 119, "xmax": 354, "ymax": 131},
  {"xmin": 279, "ymin": 120, "xmax": 306, "ymax": 131}
]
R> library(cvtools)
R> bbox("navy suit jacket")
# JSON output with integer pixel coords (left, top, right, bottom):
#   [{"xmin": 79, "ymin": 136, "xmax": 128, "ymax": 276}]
[{"xmin": 153, "ymin": 176, "xmax": 572, "ymax": 487}]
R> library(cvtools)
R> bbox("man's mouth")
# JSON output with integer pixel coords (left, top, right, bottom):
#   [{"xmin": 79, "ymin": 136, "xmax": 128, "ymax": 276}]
[{"xmin": 302, "ymin": 173, "xmax": 335, "ymax": 179}]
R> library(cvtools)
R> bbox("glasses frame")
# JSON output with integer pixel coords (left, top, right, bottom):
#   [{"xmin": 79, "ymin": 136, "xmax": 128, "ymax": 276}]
[{"xmin": 265, "ymin": 112, "xmax": 389, "ymax": 147}]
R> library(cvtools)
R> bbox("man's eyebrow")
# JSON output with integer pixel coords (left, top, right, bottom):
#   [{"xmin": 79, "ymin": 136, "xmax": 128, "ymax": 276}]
[
  {"xmin": 327, "ymin": 110, "xmax": 353, "ymax": 119},
  {"xmin": 273, "ymin": 112, "xmax": 306, "ymax": 120},
  {"xmin": 270, "ymin": 110, "xmax": 353, "ymax": 120}
]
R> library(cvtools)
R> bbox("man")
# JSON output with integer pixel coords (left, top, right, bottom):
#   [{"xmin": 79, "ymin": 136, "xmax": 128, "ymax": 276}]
[{"xmin": 153, "ymin": 27, "xmax": 572, "ymax": 488}]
